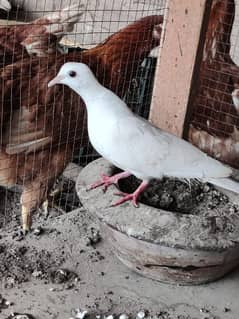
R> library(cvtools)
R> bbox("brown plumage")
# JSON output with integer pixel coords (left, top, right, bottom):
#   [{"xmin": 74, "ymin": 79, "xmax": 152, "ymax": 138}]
[
  {"xmin": 0, "ymin": 15, "xmax": 163, "ymax": 231},
  {"xmin": 188, "ymin": 0, "xmax": 239, "ymax": 169},
  {"xmin": 0, "ymin": 4, "xmax": 82, "ymax": 66}
]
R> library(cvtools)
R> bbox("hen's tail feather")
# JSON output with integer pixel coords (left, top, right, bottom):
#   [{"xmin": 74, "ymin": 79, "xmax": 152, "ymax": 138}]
[
  {"xmin": 207, "ymin": 177, "xmax": 239, "ymax": 194},
  {"xmin": 42, "ymin": 3, "xmax": 84, "ymax": 29},
  {"xmin": 22, "ymin": 3, "xmax": 84, "ymax": 57}
]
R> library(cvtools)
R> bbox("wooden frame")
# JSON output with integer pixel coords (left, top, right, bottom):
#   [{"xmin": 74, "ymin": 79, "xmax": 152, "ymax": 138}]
[{"xmin": 149, "ymin": 0, "xmax": 213, "ymax": 137}]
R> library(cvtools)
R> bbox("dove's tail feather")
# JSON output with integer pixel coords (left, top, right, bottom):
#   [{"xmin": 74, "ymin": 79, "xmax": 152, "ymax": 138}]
[{"xmin": 207, "ymin": 177, "xmax": 239, "ymax": 194}]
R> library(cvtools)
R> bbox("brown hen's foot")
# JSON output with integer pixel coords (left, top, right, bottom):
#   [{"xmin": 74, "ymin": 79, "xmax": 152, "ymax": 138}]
[
  {"xmin": 111, "ymin": 180, "xmax": 149, "ymax": 208},
  {"xmin": 42, "ymin": 199, "xmax": 49, "ymax": 217},
  {"xmin": 88, "ymin": 171, "xmax": 131, "ymax": 192},
  {"xmin": 21, "ymin": 205, "xmax": 32, "ymax": 233},
  {"xmin": 50, "ymin": 179, "xmax": 64, "ymax": 197}
]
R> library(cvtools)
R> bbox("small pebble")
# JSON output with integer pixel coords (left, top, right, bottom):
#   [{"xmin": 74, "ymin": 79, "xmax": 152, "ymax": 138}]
[
  {"xmin": 12, "ymin": 230, "xmax": 24, "ymax": 241},
  {"xmin": 7, "ymin": 313, "xmax": 35, "ymax": 319},
  {"xmin": 119, "ymin": 314, "xmax": 129, "ymax": 319},
  {"xmin": 85, "ymin": 227, "xmax": 101, "ymax": 246},
  {"xmin": 223, "ymin": 307, "xmax": 231, "ymax": 312},
  {"xmin": 50, "ymin": 268, "xmax": 69, "ymax": 284},
  {"xmin": 0, "ymin": 294, "xmax": 12, "ymax": 309},
  {"xmin": 5, "ymin": 300, "xmax": 12, "ymax": 307},
  {"xmin": 32, "ymin": 270, "xmax": 43, "ymax": 278},
  {"xmin": 75, "ymin": 310, "xmax": 88, "ymax": 319},
  {"xmin": 203, "ymin": 184, "xmax": 210, "ymax": 193},
  {"xmin": 33, "ymin": 227, "xmax": 43, "ymax": 236},
  {"xmin": 200, "ymin": 308, "xmax": 209, "ymax": 313},
  {"xmin": 105, "ymin": 316, "xmax": 114, "ymax": 319},
  {"xmin": 137, "ymin": 311, "xmax": 145, "ymax": 319}
]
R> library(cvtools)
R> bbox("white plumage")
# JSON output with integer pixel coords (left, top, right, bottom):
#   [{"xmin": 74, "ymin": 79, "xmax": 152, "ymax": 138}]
[{"xmin": 48, "ymin": 62, "xmax": 239, "ymax": 206}]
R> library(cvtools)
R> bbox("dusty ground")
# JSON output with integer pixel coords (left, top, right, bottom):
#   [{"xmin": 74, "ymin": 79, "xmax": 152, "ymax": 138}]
[{"xmin": 0, "ymin": 164, "xmax": 239, "ymax": 319}]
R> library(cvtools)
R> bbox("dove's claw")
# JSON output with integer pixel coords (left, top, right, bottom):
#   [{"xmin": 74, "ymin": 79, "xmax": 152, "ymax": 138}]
[
  {"xmin": 112, "ymin": 192, "xmax": 139, "ymax": 207},
  {"xmin": 87, "ymin": 173, "xmax": 110, "ymax": 191},
  {"xmin": 111, "ymin": 180, "xmax": 149, "ymax": 208},
  {"xmin": 87, "ymin": 171, "xmax": 131, "ymax": 192}
]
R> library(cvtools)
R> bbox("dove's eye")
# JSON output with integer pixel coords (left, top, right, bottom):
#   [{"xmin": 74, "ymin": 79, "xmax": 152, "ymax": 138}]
[{"xmin": 69, "ymin": 70, "xmax": 77, "ymax": 78}]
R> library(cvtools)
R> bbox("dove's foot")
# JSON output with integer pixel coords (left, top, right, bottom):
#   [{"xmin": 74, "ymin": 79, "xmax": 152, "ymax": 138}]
[
  {"xmin": 112, "ymin": 180, "xmax": 149, "ymax": 207},
  {"xmin": 113, "ymin": 191, "xmax": 140, "ymax": 207},
  {"xmin": 88, "ymin": 171, "xmax": 131, "ymax": 192}
]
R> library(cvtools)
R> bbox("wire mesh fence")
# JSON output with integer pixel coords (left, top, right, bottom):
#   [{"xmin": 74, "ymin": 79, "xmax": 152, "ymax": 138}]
[
  {"xmin": 0, "ymin": 0, "xmax": 167, "ymax": 225},
  {"xmin": 188, "ymin": 0, "xmax": 239, "ymax": 170}
]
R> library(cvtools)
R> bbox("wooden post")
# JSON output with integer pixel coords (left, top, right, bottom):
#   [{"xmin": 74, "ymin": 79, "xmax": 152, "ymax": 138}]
[{"xmin": 149, "ymin": 0, "xmax": 212, "ymax": 137}]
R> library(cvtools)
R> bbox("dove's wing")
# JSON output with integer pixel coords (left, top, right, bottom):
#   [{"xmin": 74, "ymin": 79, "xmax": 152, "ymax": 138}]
[{"xmin": 104, "ymin": 115, "xmax": 232, "ymax": 180}]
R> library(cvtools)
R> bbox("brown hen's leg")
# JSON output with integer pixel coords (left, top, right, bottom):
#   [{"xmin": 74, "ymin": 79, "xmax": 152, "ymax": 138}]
[
  {"xmin": 20, "ymin": 146, "xmax": 72, "ymax": 232},
  {"xmin": 21, "ymin": 205, "xmax": 32, "ymax": 232},
  {"xmin": 20, "ymin": 176, "xmax": 62, "ymax": 232},
  {"xmin": 20, "ymin": 183, "xmax": 48, "ymax": 233},
  {"xmin": 21, "ymin": 177, "xmax": 60, "ymax": 232},
  {"xmin": 42, "ymin": 200, "xmax": 49, "ymax": 217}
]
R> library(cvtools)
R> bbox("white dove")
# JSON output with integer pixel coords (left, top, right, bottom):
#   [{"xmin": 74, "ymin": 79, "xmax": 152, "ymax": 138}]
[{"xmin": 48, "ymin": 62, "xmax": 239, "ymax": 207}]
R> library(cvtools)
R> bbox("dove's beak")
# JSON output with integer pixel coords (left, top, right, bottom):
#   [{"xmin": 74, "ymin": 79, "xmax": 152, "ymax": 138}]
[{"xmin": 48, "ymin": 75, "xmax": 65, "ymax": 88}]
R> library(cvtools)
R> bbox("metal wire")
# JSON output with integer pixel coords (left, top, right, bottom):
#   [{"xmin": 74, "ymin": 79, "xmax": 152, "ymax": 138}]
[
  {"xmin": 0, "ymin": 0, "xmax": 167, "ymax": 215},
  {"xmin": 188, "ymin": 0, "xmax": 239, "ymax": 170}
]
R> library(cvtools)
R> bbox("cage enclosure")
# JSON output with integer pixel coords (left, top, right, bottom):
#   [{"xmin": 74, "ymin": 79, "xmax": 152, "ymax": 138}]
[
  {"xmin": 76, "ymin": 0, "xmax": 239, "ymax": 285},
  {"xmin": 0, "ymin": 0, "xmax": 239, "ymax": 288},
  {"xmin": 0, "ymin": 0, "xmax": 164, "ymax": 233}
]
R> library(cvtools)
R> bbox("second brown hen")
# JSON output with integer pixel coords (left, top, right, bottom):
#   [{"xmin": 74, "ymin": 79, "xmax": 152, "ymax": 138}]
[
  {"xmin": 0, "ymin": 15, "xmax": 163, "ymax": 231},
  {"xmin": 0, "ymin": 3, "xmax": 82, "ymax": 67}
]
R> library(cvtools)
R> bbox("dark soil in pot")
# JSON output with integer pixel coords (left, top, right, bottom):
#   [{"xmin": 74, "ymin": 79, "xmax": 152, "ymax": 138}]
[{"xmin": 118, "ymin": 171, "xmax": 239, "ymax": 216}]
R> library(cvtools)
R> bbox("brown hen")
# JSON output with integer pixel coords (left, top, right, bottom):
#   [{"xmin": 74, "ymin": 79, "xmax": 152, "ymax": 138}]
[
  {"xmin": 0, "ymin": 15, "xmax": 163, "ymax": 231},
  {"xmin": 0, "ymin": 3, "xmax": 82, "ymax": 67},
  {"xmin": 188, "ymin": 0, "xmax": 239, "ymax": 169}
]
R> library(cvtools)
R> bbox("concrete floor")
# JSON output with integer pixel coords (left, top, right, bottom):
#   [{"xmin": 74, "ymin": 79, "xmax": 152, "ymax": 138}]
[{"xmin": 0, "ymin": 207, "xmax": 238, "ymax": 319}]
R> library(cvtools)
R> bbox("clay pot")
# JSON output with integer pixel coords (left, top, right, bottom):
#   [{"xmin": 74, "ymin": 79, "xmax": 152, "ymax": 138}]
[{"xmin": 76, "ymin": 158, "xmax": 239, "ymax": 285}]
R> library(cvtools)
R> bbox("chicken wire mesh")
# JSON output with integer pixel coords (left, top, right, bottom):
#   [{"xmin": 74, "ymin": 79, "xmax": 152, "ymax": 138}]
[
  {"xmin": 0, "ymin": 0, "xmax": 166, "ymax": 226},
  {"xmin": 187, "ymin": 0, "xmax": 239, "ymax": 170}
]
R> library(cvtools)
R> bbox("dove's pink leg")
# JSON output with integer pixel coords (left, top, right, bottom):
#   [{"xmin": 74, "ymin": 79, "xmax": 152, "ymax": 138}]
[
  {"xmin": 89, "ymin": 171, "xmax": 131, "ymax": 192},
  {"xmin": 113, "ymin": 180, "xmax": 149, "ymax": 208}
]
